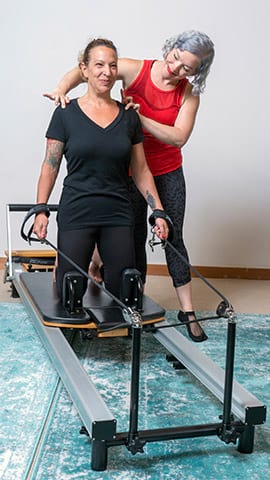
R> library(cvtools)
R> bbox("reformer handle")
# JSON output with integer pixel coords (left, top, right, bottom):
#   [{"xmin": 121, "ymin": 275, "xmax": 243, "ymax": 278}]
[
  {"xmin": 8, "ymin": 203, "xmax": 58, "ymax": 212},
  {"xmin": 20, "ymin": 204, "xmax": 52, "ymax": 243}
]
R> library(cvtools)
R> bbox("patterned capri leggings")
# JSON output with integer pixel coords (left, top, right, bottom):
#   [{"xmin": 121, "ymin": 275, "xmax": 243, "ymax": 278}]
[{"xmin": 127, "ymin": 167, "xmax": 191, "ymax": 288}]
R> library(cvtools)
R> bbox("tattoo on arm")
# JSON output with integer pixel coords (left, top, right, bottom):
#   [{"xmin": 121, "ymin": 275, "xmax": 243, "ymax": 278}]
[
  {"xmin": 146, "ymin": 190, "xmax": 156, "ymax": 209},
  {"xmin": 45, "ymin": 139, "xmax": 64, "ymax": 170}
]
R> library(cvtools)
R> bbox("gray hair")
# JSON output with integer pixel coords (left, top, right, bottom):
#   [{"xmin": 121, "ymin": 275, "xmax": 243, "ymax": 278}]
[{"xmin": 162, "ymin": 30, "xmax": 215, "ymax": 95}]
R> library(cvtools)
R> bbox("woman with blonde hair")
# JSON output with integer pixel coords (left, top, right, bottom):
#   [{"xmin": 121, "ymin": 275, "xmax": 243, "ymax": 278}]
[{"xmin": 34, "ymin": 38, "xmax": 168, "ymax": 299}]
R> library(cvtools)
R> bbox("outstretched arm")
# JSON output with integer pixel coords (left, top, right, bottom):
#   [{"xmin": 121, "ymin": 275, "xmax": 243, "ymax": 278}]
[
  {"xmin": 43, "ymin": 58, "xmax": 142, "ymax": 107},
  {"xmin": 33, "ymin": 139, "xmax": 64, "ymax": 239}
]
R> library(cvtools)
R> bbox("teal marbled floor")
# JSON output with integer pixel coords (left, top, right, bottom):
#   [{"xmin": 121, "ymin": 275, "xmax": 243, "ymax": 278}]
[{"xmin": 0, "ymin": 303, "xmax": 269, "ymax": 479}]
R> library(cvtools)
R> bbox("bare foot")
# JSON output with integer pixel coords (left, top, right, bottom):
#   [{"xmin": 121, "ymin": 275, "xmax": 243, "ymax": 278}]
[{"xmin": 89, "ymin": 261, "xmax": 103, "ymax": 283}]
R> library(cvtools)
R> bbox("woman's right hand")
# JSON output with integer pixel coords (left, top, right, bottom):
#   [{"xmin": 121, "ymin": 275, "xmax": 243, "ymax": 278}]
[
  {"xmin": 43, "ymin": 90, "xmax": 70, "ymax": 109},
  {"xmin": 32, "ymin": 213, "xmax": 49, "ymax": 240}
]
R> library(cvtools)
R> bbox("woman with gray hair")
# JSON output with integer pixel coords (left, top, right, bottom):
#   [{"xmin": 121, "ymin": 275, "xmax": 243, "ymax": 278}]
[{"xmin": 45, "ymin": 30, "xmax": 215, "ymax": 342}]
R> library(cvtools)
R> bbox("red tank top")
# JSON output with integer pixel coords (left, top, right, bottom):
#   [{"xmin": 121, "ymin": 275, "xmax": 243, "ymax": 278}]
[{"xmin": 124, "ymin": 60, "xmax": 188, "ymax": 176}]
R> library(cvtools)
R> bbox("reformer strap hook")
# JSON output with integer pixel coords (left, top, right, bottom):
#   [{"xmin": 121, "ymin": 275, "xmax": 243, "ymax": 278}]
[{"xmin": 148, "ymin": 228, "xmax": 167, "ymax": 252}]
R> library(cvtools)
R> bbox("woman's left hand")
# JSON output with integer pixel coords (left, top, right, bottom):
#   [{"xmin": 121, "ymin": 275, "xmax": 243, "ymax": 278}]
[
  {"xmin": 154, "ymin": 218, "xmax": 169, "ymax": 241},
  {"xmin": 121, "ymin": 89, "xmax": 140, "ymax": 111}
]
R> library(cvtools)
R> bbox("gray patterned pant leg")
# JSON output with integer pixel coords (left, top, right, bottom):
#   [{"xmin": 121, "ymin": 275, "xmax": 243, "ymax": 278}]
[{"xmin": 154, "ymin": 168, "xmax": 191, "ymax": 287}]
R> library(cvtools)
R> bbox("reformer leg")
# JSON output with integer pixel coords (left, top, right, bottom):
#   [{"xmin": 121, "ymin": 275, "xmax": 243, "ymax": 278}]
[
  {"xmin": 237, "ymin": 425, "xmax": 255, "ymax": 453},
  {"xmin": 11, "ymin": 282, "xmax": 19, "ymax": 298},
  {"xmin": 91, "ymin": 439, "xmax": 108, "ymax": 471},
  {"xmin": 166, "ymin": 353, "xmax": 186, "ymax": 370},
  {"xmin": 127, "ymin": 323, "xmax": 145, "ymax": 454},
  {"xmin": 219, "ymin": 318, "xmax": 237, "ymax": 443}
]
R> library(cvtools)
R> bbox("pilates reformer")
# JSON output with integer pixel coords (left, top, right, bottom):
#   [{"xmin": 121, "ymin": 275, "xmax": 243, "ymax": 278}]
[{"xmin": 5, "ymin": 203, "xmax": 267, "ymax": 471}]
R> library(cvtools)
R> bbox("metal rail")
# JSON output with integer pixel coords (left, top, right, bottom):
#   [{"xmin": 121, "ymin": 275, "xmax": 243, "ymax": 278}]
[
  {"xmin": 13, "ymin": 271, "xmax": 117, "ymax": 442},
  {"xmin": 153, "ymin": 319, "xmax": 266, "ymax": 425}
]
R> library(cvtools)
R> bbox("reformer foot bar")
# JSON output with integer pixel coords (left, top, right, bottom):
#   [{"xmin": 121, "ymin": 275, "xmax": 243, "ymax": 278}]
[{"xmin": 6, "ymin": 204, "xmax": 267, "ymax": 471}]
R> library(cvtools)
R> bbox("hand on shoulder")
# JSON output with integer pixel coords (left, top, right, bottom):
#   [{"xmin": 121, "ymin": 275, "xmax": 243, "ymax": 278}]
[
  {"xmin": 121, "ymin": 89, "xmax": 140, "ymax": 111},
  {"xmin": 43, "ymin": 91, "xmax": 71, "ymax": 109}
]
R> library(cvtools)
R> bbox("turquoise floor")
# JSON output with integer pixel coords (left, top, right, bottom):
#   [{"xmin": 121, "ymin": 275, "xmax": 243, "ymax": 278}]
[{"xmin": 0, "ymin": 302, "xmax": 269, "ymax": 479}]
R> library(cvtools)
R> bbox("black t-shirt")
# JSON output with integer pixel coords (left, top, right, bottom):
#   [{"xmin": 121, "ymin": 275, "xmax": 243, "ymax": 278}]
[{"xmin": 46, "ymin": 99, "xmax": 144, "ymax": 230}]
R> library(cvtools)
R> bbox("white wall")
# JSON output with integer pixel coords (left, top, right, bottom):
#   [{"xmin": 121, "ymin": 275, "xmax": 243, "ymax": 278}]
[{"xmin": 1, "ymin": 0, "xmax": 269, "ymax": 268}]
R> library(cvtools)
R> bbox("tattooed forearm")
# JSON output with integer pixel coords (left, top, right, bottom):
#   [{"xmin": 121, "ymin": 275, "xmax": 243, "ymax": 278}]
[
  {"xmin": 146, "ymin": 190, "xmax": 156, "ymax": 210},
  {"xmin": 45, "ymin": 139, "xmax": 64, "ymax": 170}
]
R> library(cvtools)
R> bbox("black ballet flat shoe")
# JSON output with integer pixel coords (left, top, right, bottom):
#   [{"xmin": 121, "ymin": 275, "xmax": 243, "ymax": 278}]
[{"xmin": 177, "ymin": 310, "xmax": 208, "ymax": 343}]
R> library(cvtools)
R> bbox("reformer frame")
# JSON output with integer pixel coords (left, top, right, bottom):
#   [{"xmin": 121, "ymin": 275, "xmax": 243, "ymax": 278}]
[{"xmin": 6, "ymin": 204, "xmax": 267, "ymax": 471}]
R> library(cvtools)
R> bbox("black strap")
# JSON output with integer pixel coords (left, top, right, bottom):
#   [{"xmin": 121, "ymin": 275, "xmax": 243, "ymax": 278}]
[
  {"xmin": 148, "ymin": 209, "xmax": 174, "ymax": 242},
  {"xmin": 20, "ymin": 204, "xmax": 51, "ymax": 243}
]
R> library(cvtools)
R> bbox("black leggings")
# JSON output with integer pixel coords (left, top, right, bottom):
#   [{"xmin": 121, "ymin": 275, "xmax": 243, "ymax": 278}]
[
  {"xmin": 56, "ymin": 226, "xmax": 135, "ymax": 298},
  {"xmin": 128, "ymin": 167, "xmax": 191, "ymax": 287}
]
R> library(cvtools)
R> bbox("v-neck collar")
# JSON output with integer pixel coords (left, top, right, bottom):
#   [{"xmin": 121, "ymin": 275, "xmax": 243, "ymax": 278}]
[{"xmin": 74, "ymin": 99, "xmax": 124, "ymax": 132}]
